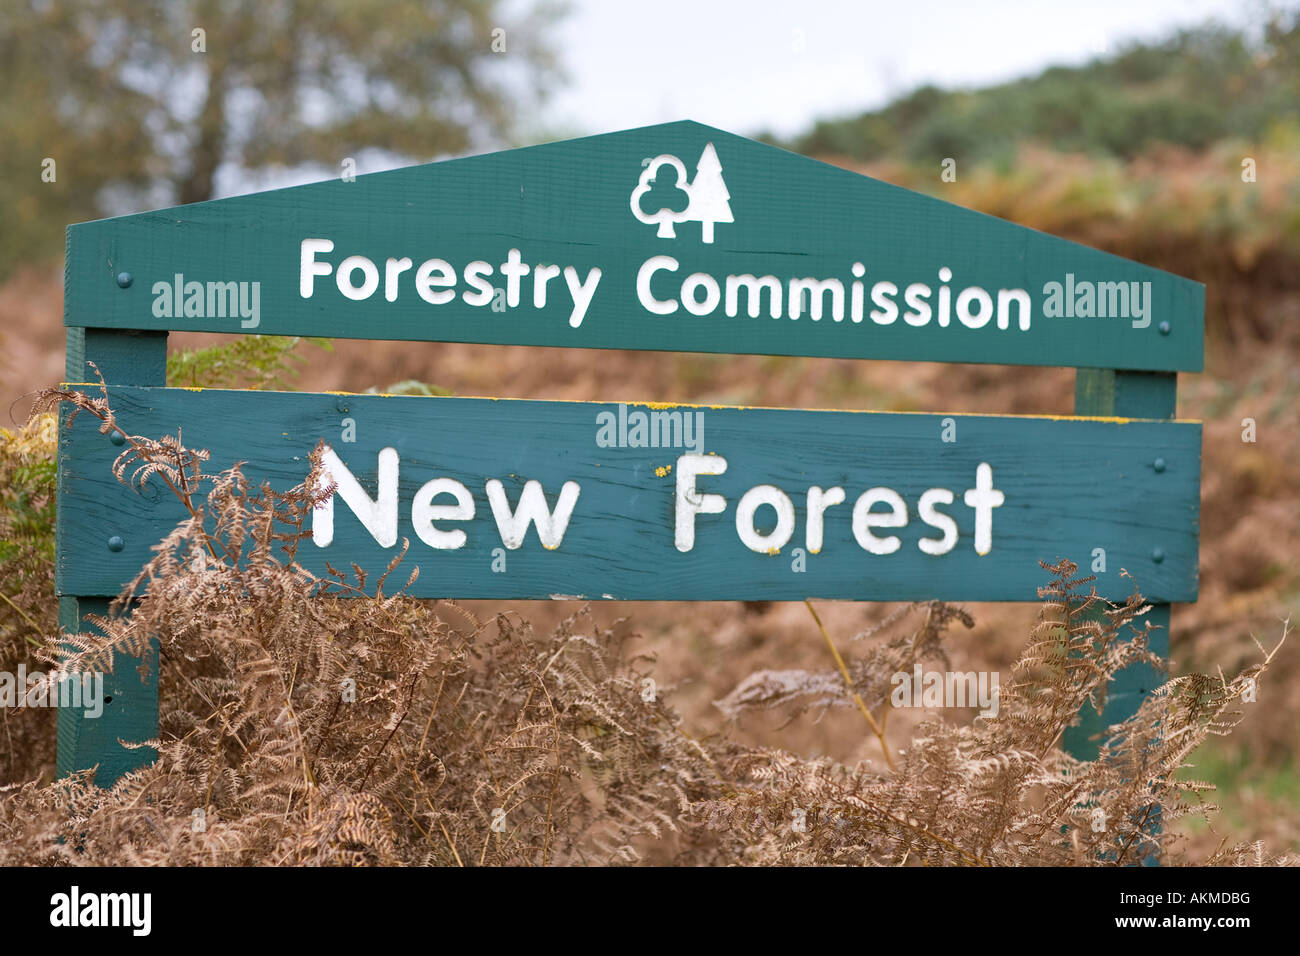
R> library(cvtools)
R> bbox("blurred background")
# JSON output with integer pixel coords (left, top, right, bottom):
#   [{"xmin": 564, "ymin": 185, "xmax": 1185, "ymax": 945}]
[{"xmin": 1, "ymin": 0, "xmax": 1297, "ymax": 855}]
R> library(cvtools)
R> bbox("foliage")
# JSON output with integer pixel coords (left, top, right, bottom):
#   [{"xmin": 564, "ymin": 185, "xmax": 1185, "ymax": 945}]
[
  {"xmin": 364, "ymin": 380, "xmax": 454, "ymax": 397},
  {"xmin": 0, "ymin": 412, "xmax": 60, "ymax": 783},
  {"xmin": 0, "ymin": 414, "xmax": 56, "ymax": 567},
  {"xmin": 167, "ymin": 335, "xmax": 333, "ymax": 390},
  {"xmin": 0, "ymin": 383, "xmax": 1289, "ymax": 866},
  {"xmin": 782, "ymin": 14, "xmax": 1300, "ymax": 165},
  {"xmin": 704, "ymin": 570, "xmax": 1289, "ymax": 865},
  {"xmin": 0, "ymin": 0, "xmax": 568, "ymax": 276},
  {"xmin": 1, "ymin": 334, "xmax": 334, "ymax": 786},
  {"xmin": 0, "ymin": 413, "xmax": 58, "ymax": 645},
  {"xmin": 822, "ymin": 120, "xmax": 1300, "ymax": 344}
]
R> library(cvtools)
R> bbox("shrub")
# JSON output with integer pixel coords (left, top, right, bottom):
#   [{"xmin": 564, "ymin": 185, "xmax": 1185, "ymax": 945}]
[{"xmin": 0, "ymin": 411, "xmax": 58, "ymax": 783}]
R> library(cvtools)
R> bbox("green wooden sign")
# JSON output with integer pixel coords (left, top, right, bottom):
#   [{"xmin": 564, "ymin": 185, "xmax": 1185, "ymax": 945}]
[
  {"xmin": 58, "ymin": 387, "xmax": 1200, "ymax": 603},
  {"xmin": 56, "ymin": 121, "xmax": 1205, "ymax": 784},
  {"xmin": 65, "ymin": 120, "xmax": 1203, "ymax": 372}
]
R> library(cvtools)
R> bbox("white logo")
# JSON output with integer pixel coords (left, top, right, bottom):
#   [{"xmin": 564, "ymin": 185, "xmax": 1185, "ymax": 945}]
[
  {"xmin": 630, "ymin": 143, "xmax": 733, "ymax": 243},
  {"xmin": 50, "ymin": 886, "xmax": 152, "ymax": 936}
]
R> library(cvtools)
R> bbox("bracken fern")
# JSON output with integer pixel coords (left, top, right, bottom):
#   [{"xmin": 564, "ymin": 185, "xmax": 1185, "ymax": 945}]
[{"xmin": 0, "ymin": 384, "xmax": 1289, "ymax": 866}]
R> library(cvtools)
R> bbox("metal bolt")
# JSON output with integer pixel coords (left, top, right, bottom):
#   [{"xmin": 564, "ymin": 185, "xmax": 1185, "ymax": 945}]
[
  {"xmin": 1153, "ymin": 457, "xmax": 1165, "ymax": 473},
  {"xmin": 336, "ymin": 398, "xmax": 349, "ymax": 413},
  {"xmin": 1151, "ymin": 547, "xmax": 1165, "ymax": 564},
  {"xmin": 1158, "ymin": 321, "xmax": 1170, "ymax": 335},
  {"xmin": 110, "ymin": 431, "xmax": 126, "ymax": 446},
  {"xmin": 107, "ymin": 535, "xmax": 125, "ymax": 552},
  {"xmin": 116, "ymin": 272, "xmax": 133, "ymax": 289}
]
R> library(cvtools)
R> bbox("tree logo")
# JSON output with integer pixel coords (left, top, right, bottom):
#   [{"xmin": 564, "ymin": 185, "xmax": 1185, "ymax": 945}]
[{"xmin": 630, "ymin": 143, "xmax": 733, "ymax": 243}]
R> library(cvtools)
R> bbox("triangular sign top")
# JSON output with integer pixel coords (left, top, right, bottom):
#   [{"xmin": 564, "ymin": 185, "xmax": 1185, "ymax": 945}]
[{"xmin": 66, "ymin": 120, "xmax": 1203, "ymax": 372}]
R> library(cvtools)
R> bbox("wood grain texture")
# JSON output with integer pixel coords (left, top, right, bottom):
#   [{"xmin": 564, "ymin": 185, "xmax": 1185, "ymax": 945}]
[
  {"xmin": 65, "ymin": 120, "xmax": 1204, "ymax": 372},
  {"xmin": 56, "ymin": 596, "xmax": 159, "ymax": 784},
  {"xmin": 1066, "ymin": 369, "xmax": 1179, "ymax": 771},
  {"xmin": 57, "ymin": 328, "xmax": 166, "ymax": 785},
  {"xmin": 58, "ymin": 386, "xmax": 1201, "ymax": 603}
]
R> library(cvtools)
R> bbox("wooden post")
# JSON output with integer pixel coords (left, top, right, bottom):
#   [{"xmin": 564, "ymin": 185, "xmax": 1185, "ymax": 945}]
[
  {"xmin": 1067, "ymin": 367, "xmax": 1178, "ymax": 864},
  {"xmin": 56, "ymin": 326, "xmax": 167, "ymax": 784}
]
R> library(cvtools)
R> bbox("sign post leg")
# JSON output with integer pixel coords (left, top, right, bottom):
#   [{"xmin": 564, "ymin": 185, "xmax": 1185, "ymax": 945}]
[
  {"xmin": 56, "ymin": 327, "xmax": 166, "ymax": 785},
  {"xmin": 1067, "ymin": 367, "xmax": 1177, "ymax": 863}
]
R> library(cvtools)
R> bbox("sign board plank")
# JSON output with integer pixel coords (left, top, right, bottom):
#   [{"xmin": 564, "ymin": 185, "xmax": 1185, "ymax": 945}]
[
  {"xmin": 65, "ymin": 120, "xmax": 1203, "ymax": 372},
  {"xmin": 57, "ymin": 386, "xmax": 1201, "ymax": 603}
]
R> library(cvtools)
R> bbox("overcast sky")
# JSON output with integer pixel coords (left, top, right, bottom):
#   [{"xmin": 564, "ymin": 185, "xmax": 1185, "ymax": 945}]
[{"xmin": 541, "ymin": 0, "xmax": 1261, "ymax": 140}]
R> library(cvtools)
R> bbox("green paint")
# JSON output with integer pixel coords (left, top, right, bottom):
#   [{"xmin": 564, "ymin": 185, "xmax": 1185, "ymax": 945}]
[
  {"xmin": 63, "ymin": 328, "xmax": 169, "ymax": 386},
  {"xmin": 66, "ymin": 121, "xmax": 1204, "ymax": 372},
  {"xmin": 1076, "ymin": 368, "xmax": 1178, "ymax": 420},
  {"xmin": 56, "ymin": 328, "xmax": 165, "ymax": 785},
  {"xmin": 56, "ymin": 596, "xmax": 158, "ymax": 784},
  {"xmin": 58, "ymin": 387, "xmax": 1201, "ymax": 604},
  {"xmin": 1068, "ymin": 368, "xmax": 1182, "ymax": 865},
  {"xmin": 1068, "ymin": 368, "xmax": 1181, "ymax": 763}
]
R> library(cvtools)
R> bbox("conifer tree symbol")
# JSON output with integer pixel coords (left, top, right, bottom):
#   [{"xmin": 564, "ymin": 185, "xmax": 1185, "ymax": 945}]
[
  {"xmin": 685, "ymin": 143, "xmax": 733, "ymax": 243},
  {"xmin": 629, "ymin": 142, "xmax": 733, "ymax": 243}
]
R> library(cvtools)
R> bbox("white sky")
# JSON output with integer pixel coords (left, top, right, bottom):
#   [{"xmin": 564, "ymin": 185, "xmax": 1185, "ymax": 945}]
[{"xmin": 541, "ymin": 0, "xmax": 1261, "ymax": 140}]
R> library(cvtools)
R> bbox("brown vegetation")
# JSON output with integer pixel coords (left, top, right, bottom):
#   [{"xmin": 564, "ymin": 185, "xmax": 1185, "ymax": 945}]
[{"xmin": 0, "ymin": 384, "xmax": 1289, "ymax": 866}]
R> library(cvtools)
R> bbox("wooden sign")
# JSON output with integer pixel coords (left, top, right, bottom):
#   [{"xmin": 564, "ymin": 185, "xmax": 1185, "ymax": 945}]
[
  {"xmin": 56, "ymin": 121, "xmax": 1206, "ymax": 781},
  {"xmin": 65, "ymin": 120, "xmax": 1203, "ymax": 372},
  {"xmin": 58, "ymin": 387, "xmax": 1201, "ymax": 603}
]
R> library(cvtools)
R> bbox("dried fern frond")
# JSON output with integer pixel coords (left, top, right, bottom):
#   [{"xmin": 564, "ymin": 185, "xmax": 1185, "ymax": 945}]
[{"xmin": 1, "ymin": 389, "xmax": 1290, "ymax": 868}]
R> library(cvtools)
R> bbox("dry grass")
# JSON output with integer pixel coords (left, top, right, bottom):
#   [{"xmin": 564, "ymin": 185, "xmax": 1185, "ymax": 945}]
[{"xmin": 0, "ymin": 383, "xmax": 1290, "ymax": 866}]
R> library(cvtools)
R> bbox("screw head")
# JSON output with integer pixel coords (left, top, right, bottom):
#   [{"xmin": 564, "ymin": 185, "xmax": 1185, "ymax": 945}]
[
  {"xmin": 1153, "ymin": 457, "xmax": 1166, "ymax": 472},
  {"xmin": 1152, "ymin": 547, "xmax": 1165, "ymax": 564},
  {"xmin": 1158, "ymin": 321, "xmax": 1171, "ymax": 335},
  {"xmin": 107, "ymin": 535, "xmax": 125, "ymax": 552},
  {"xmin": 110, "ymin": 431, "xmax": 126, "ymax": 446},
  {"xmin": 115, "ymin": 272, "xmax": 133, "ymax": 289},
  {"xmin": 336, "ymin": 398, "xmax": 349, "ymax": 413}
]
